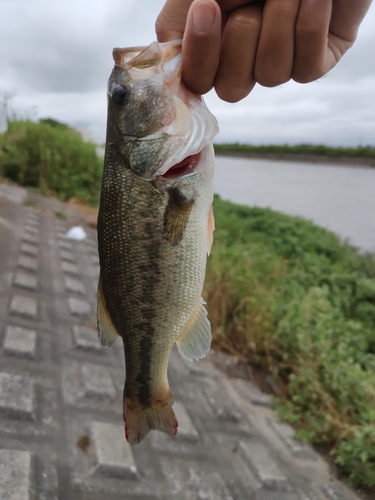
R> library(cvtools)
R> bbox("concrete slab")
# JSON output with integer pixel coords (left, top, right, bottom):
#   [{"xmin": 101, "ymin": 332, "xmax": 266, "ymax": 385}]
[
  {"xmin": 0, "ymin": 372, "xmax": 35, "ymax": 421},
  {"xmin": 67, "ymin": 297, "xmax": 91, "ymax": 316},
  {"xmin": 81, "ymin": 364, "xmax": 116, "ymax": 400},
  {"xmin": 89, "ymin": 421, "xmax": 137, "ymax": 479},
  {"xmin": 65, "ymin": 277, "xmax": 86, "ymax": 295},
  {"xmin": 72, "ymin": 325, "xmax": 102, "ymax": 351},
  {"xmin": 238, "ymin": 440, "xmax": 289, "ymax": 491},
  {"xmin": 3, "ymin": 326, "xmax": 36, "ymax": 359},
  {"xmin": 9, "ymin": 295, "xmax": 38, "ymax": 320},
  {"xmin": 18, "ymin": 256, "xmax": 38, "ymax": 272},
  {"xmin": 20, "ymin": 243, "xmax": 38, "ymax": 256},
  {"xmin": 0, "ymin": 449, "xmax": 33, "ymax": 500},
  {"xmin": 13, "ymin": 272, "xmax": 38, "ymax": 291}
]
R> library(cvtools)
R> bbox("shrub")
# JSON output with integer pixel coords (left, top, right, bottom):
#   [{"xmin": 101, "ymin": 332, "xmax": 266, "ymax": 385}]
[
  {"xmin": 1, "ymin": 118, "xmax": 102, "ymax": 205},
  {"xmin": 206, "ymin": 195, "xmax": 375, "ymax": 487}
]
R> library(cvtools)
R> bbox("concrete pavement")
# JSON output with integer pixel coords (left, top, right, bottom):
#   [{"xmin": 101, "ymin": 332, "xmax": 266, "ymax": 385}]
[{"xmin": 0, "ymin": 185, "xmax": 364, "ymax": 500}]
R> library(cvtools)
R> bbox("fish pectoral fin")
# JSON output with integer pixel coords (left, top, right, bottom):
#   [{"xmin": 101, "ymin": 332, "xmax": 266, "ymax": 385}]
[
  {"xmin": 176, "ymin": 298, "xmax": 212, "ymax": 361},
  {"xmin": 207, "ymin": 204, "xmax": 215, "ymax": 255},
  {"xmin": 97, "ymin": 276, "xmax": 120, "ymax": 347}
]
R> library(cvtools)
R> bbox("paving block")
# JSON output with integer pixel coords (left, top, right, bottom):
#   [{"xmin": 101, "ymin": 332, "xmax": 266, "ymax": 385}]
[
  {"xmin": 0, "ymin": 449, "xmax": 34, "ymax": 500},
  {"xmin": 81, "ymin": 364, "xmax": 116, "ymax": 400},
  {"xmin": 25, "ymin": 225, "xmax": 39, "ymax": 235},
  {"xmin": 9, "ymin": 295, "xmax": 38, "ymax": 320},
  {"xmin": 245, "ymin": 381, "xmax": 272, "ymax": 407},
  {"xmin": 270, "ymin": 421, "xmax": 316, "ymax": 460},
  {"xmin": 68, "ymin": 297, "xmax": 91, "ymax": 316},
  {"xmin": 89, "ymin": 421, "xmax": 137, "ymax": 479},
  {"xmin": 174, "ymin": 402, "xmax": 200, "ymax": 443},
  {"xmin": 18, "ymin": 255, "xmax": 38, "ymax": 272},
  {"xmin": 3, "ymin": 326, "xmax": 36, "ymax": 359},
  {"xmin": 22, "ymin": 233, "xmax": 38, "ymax": 244},
  {"xmin": 0, "ymin": 372, "xmax": 35, "ymax": 420},
  {"xmin": 27, "ymin": 219, "xmax": 39, "ymax": 227},
  {"xmin": 59, "ymin": 240, "xmax": 73, "ymax": 250},
  {"xmin": 20, "ymin": 242, "xmax": 38, "ymax": 256},
  {"xmin": 203, "ymin": 388, "xmax": 241, "ymax": 423},
  {"xmin": 13, "ymin": 272, "xmax": 38, "ymax": 291},
  {"xmin": 60, "ymin": 249, "xmax": 75, "ymax": 262},
  {"xmin": 72, "ymin": 325, "xmax": 102, "ymax": 351},
  {"xmin": 89, "ymin": 265, "xmax": 100, "ymax": 279},
  {"xmin": 65, "ymin": 277, "xmax": 86, "ymax": 295},
  {"xmin": 160, "ymin": 458, "xmax": 235, "ymax": 500},
  {"xmin": 26, "ymin": 212, "xmax": 39, "ymax": 221},
  {"xmin": 238, "ymin": 440, "xmax": 289, "ymax": 491},
  {"xmin": 62, "ymin": 261, "xmax": 79, "ymax": 275}
]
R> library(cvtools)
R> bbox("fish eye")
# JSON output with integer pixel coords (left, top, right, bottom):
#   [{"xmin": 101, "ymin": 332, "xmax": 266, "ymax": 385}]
[{"xmin": 112, "ymin": 85, "xmax": 129, "ymax": 106}]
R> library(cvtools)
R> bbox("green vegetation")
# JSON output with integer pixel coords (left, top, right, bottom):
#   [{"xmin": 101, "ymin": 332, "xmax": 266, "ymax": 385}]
[
  {"xmin": 205, "ymin": 195, "xmax": 375, "ymax": 488},
  {"xmin": 214, "ymin": 143, "xmax": 375, "ymax": 162},
  {"xmin": 0, "ymin": 118, "xmax": 102, "ymax": 205}
]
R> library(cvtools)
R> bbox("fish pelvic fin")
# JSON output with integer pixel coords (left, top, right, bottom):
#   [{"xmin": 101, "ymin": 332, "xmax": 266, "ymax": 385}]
[
  {"xmin": 124, "ymin": 398, "xmax": 178, "ymax": 446},
  {"xmin": 176, "ymin": 298, "xmax": 212, "ymax": 361},
  {"xmin": 97, "ymin": 276, "xmax": 121, "ymax": 347}
]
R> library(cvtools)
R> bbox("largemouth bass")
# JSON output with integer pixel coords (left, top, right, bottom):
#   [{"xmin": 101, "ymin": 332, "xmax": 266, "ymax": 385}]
[{"xmin": 97, "ymin": 40, "xmax": 219, "ymax": 445}]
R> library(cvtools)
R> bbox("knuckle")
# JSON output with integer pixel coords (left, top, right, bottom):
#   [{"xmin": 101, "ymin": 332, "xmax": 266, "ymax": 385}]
[
  {"xmin": 270, "ymin": 0, "xmax": 299, "ymax": 16},
  {"xmin": 292, "ymin": 65, "xmax": 324, "ymax": 84},
  {"xmin": 215, "ymin": 77, "xmax": 251, "ymax": 103},
  {"xmin": 254, "ymin": 63, "xmax": 291, "ymax": 87},
  {"xmin": 229, "ymin": 9, "xmax": 261, "ymax": 32}
]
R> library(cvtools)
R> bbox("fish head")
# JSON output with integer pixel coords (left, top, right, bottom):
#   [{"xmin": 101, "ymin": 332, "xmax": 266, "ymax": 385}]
[{"xmin": 106, "ymin": 41, "xmax": 219, "ymax": 181}]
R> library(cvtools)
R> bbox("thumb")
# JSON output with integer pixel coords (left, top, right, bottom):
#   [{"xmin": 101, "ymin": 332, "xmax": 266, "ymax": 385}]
[{"xmin": 156, "ymin": 0, "xmax": 194, "ymax": 42}]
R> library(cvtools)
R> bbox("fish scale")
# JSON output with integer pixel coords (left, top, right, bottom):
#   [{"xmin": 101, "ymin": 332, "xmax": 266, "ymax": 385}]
[{"xmin": 97, "ymin": 40, "xmax": 219, "ymax": 445}]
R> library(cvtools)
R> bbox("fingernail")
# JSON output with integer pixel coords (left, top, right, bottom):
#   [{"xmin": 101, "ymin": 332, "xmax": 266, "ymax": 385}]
[{"xmin": 192, "ymin": 1, "xmax": 216, "ymax": 34}]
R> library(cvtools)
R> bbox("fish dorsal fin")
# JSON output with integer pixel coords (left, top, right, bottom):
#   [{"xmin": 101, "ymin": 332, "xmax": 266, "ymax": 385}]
[
  {"xmin": 176, "ymin": 298, "xmax": 212, "ymax": 361},
  {"xmin": 207, "ymin": 204, "xmax": 215, "ymax": 255},
  {"xmin": 97, "ymin": 276, "xmax": 120, "ymax": 347}
]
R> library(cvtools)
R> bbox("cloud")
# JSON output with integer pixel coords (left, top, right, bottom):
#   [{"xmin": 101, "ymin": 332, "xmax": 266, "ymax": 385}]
[{"xmin": 0, "ymin": 0, "xmax": 374, "ymax": 145}]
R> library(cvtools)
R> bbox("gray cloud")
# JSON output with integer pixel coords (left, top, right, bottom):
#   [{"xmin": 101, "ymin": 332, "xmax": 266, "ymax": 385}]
[{"xmin": 0, "ymin": 0, "xmax": 374, "ymax": 145}]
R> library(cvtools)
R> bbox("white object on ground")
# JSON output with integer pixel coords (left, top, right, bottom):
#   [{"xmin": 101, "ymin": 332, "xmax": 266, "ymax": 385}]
[{"xmin": 66, "ymin": 226, "xmax": 87, "ymax": 241}]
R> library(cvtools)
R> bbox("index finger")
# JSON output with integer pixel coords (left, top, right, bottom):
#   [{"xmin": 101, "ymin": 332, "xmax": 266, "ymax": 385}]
[{"xmin": 156, "ymin": 0, "xmax": 194, "ymax": 41}]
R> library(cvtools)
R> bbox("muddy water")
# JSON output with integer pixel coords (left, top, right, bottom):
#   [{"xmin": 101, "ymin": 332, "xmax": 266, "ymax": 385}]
[{"xmin": 214, "ymin": 156, "xmax": 375, "ymax": 254}]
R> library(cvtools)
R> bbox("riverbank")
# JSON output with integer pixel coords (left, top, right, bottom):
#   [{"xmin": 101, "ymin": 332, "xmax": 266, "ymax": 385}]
[
  {"xmin": 214, "ymin": 143, "xmax": 375, "ymax": 168},
  {"xmin": 215, "ymin": 150, "xmax": 375, "ymax": 168},
  {"xmin": 206, "ymin": 194, "xmax": 375, "ymax": 491}
]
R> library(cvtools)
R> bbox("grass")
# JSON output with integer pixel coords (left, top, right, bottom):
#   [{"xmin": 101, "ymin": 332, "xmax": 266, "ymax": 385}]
[{"xmin": 205, "ymin": 195, "xmax": 375, "ymax": 488}]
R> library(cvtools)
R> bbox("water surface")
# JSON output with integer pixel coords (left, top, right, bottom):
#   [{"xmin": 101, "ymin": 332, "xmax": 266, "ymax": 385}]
[{"xmin": 214, "ymin": 157, "xmax": 375, "ymax": 254}]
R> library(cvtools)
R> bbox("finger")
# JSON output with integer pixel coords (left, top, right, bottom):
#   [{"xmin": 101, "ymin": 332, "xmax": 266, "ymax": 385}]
[
  {"xmin": 215, "ymin": 5, "xmax": 262, "ymax": 102},
  {"xmin": 254, "ymin": 0, "xmax": 301, "ymax": 87},
  {"xmin": 182, "ymin": 0, "xmax": 222, "ymax": 95},
  {"xmin": 292, "ymin": 0, "xmax": 332, "ymax": 83},
  {"xmin": 329, "ymin": 0, "xmax": 373, "ymax": 43},
  {"xmin": 155, "ymin": 0, "xmax": 194, "ymax": 42}
]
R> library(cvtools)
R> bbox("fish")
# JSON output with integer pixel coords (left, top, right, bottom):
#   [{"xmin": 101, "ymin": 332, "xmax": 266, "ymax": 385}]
[{"xmin": 97, "ymin": 40, "xmax": 219, "ymax": 445}]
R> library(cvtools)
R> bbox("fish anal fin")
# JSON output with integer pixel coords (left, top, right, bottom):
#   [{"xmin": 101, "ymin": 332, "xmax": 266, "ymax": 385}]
[
  {"xmin": 97, "ymin": 276, "xmax": 120, "ymax": 347},
  {"xmin": 207, "ymin": 204, "xmax": 215, "ymax": 255},
  {"xmin": 124, "ymin": 396, "xmax": 178, "ymax": 446},
  {"xmin": 176, "ymin": 298, "xmax": 212, "ymax": 361}
]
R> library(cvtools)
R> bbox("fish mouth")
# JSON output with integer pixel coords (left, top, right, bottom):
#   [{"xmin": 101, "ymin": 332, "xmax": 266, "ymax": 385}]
[{"xmin": 161, "ymin": 153, "xmax": 200, "ymax": 180}]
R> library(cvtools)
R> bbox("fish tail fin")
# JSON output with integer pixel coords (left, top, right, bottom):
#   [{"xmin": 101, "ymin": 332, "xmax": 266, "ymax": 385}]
[{"xmin": 123, "ymin": 398, "xmax": 178, "ymax": 446}]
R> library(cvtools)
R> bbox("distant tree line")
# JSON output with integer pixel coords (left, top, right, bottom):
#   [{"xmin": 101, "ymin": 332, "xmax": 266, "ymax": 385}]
[{"xmin": 214, "ymin": 142, "xmax": 375, "ymax": 162}]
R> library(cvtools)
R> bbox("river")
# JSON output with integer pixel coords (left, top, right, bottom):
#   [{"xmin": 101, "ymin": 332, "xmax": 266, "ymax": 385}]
[{"xmin": 214, "ymin": 157, "xmax": 375, "ymax": 254}]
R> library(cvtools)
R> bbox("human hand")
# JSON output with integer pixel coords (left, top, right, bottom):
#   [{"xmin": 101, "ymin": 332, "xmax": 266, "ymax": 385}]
[{"xmin": 156, "ymin": 0, "xmax": 373, "ymax": 102}]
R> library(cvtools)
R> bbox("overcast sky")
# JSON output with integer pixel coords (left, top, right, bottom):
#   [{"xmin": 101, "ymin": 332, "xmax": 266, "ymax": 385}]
[{"xmin": 0, "ymin": 0, "xmax": 374, "ymax": 146}]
